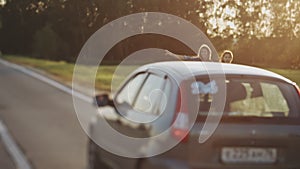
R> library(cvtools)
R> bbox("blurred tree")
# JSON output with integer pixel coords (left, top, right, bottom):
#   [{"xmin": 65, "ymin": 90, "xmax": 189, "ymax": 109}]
[
  {"xmin": 33, "ymin": 23, "xmax": 60, "ymax": 59},
  {"xmin": 0, "ymin": 0, "xmax": 6, "ymax": 7},
  {"xmin": 0, "ymin": 0, "xmax": 299, "ymax": 68},
  {"xmin": 272, "ymin": 0, "xmax": 300, "ymax": 39}
]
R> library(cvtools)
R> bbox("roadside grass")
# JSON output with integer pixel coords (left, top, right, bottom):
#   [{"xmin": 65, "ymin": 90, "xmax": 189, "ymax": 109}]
[
  {"xmin": 267, "ymin": 68, "xmax": 300, "ymax": 86},
  {"xmin": 1, "ymin": 55, "xmax": 300, "ymax": 92},
  {"xmin": 1, "ymin": 55, "xmax": 122, "ymax": 91}
]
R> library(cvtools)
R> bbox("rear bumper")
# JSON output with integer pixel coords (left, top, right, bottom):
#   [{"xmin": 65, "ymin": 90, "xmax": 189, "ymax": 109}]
[
  {"xmin": 141, "ymin": 157, "xmax": 300, "ymax": 169},
  {"xmin": 140, "ymin": 158, "xmax": 190, "ymax": 169},
  {"xmin": 189, "ymin": 163, "xmax": 300, "ymax": 169}
]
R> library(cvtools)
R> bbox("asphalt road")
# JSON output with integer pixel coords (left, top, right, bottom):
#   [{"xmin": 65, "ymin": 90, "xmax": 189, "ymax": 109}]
[
  {"xmin": 0, "ymin": 138, "xmax": 15, "ymax": 169},
  {"xmin": 0, "ymin": 62, "xmax": 94, "ymax": 169}
]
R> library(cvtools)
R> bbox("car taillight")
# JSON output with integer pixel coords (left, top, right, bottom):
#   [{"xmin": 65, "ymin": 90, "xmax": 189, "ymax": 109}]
[{"xmin": 171, "ymin": 84, "xmax": 189, "ymax": 143}]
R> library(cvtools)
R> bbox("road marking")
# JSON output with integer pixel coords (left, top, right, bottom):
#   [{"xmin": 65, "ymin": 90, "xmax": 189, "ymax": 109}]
[
  {"xmin": 0, "ymin": 59, "xmax": 93, "ymax": 104},
  {"xmin": 0, "ymin": 120, "xmax": 32, "ymax": 169}
]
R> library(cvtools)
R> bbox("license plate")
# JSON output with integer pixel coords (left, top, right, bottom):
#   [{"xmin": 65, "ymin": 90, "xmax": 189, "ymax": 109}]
[{"xmin": 221, "ymin": 147, "xmax": 277, "ymax": 164}]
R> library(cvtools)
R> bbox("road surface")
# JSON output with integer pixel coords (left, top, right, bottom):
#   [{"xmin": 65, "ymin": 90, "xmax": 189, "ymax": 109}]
[
  {"xmin": 0, "ymin": 137, "xmax": 15, "ymax": 169},
  {"xmin": 0, "ymin": 62, "xmax": 94, "ymax": 169}
]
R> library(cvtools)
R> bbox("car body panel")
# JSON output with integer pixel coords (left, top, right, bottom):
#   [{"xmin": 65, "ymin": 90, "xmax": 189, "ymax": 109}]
[{"xmin": 89, "ymin": 62, "xmax": 300, "ymax": 169}]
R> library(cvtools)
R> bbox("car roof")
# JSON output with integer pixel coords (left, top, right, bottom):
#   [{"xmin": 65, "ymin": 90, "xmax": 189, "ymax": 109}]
[{"xmin": 137, "ymin": 61, "xmax": 295, "ymax": 84}]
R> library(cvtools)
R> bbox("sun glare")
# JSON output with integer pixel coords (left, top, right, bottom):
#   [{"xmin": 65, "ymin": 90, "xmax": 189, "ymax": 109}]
[{"xmin": 0, "ymin": 0, "xmax": 6, "ymax": 6}]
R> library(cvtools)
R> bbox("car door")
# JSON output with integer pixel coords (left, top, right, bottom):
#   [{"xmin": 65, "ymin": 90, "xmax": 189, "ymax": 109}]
[{"xmin": 100, "ymin": 70, "xmax": 172, "ymax": 169}]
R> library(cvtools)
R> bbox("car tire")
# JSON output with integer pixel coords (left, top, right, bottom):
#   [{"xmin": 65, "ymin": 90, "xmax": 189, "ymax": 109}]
[{"xmin": 87, "ymin": 139, "xmax": 108, "ymax": 169}]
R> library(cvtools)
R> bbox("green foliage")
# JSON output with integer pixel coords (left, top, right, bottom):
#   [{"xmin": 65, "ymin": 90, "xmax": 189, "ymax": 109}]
[
  {"xmin": 0, "ymin": 15, "xmax": 2, "ymax": 29},
  {"xmin": 0, "ymin": 0, "xmax": 300, "ymax": 68},
  {"xmin": 2, "ymin": 55, "xmax": 300, "ymax": 91},
  {"xmin": 33, "ymin": 24, "xmax": 60, "ymax": 60},
  {"xmin": 2, "ymin": 55, "xmax": 117, "ymax": 91},
  {"xmin": 268, "ymin": 68, "xmax": 300, "ymax": 86}
]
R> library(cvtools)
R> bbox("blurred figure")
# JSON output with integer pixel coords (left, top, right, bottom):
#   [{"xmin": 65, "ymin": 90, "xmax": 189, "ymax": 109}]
[
  {"xmin": 220, "ymin": 50, "xmax": 234, "ymax": 63},
  {"xmin": 165, "ymin": 44, "xmax": 212, "ymax": 62},
  {"xmin": 198, "ymin": 44, "xmax": 212, "ymax": 61}
]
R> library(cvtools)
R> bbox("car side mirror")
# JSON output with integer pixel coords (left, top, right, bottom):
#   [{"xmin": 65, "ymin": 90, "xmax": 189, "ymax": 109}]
[{"xmin": 94, "ymin": 94, "xmax": 114, "ymax": 107}]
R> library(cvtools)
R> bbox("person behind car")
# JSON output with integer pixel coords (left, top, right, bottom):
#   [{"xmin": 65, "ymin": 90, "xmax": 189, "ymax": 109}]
[
  {"xmin": 165, "ymin": 44, "xmax": 212, "ymax": 62},
  {"xmin": 197, "ymin": 44, "xmax": 212, "ymax": 61},
  {"xmin": 220, "ymin": 50, "xmax": 234, "ymax": 63}
]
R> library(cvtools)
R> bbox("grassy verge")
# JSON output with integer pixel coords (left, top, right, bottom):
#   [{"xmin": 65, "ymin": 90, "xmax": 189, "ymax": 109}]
[
  {"xmin": 267, "ymin": 68, "xmax": 300, "ymax": 86},
  {"xmin": 1, "ymin": 55, "xmax": 121, "ymax": 91},
  {"xmin": 1, "ymin": 55, "xmax": 300, "ymax": 92}
]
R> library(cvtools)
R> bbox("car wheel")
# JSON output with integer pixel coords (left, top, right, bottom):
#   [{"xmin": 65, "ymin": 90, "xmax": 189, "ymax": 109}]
[{"xmin": 87, "ymin": 139, "xmax": 108, "ymax": 169}]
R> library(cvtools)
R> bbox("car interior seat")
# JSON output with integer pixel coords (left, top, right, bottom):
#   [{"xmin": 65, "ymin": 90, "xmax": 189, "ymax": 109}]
[{"xmin": 224, "ymin": 81, "xmax": 247, "ymax": 112}]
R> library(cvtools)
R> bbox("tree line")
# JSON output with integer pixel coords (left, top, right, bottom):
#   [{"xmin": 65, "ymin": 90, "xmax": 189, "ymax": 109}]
[{"xmin": 0, "ymin": 0, "xmax": 299, "ymax": 68}]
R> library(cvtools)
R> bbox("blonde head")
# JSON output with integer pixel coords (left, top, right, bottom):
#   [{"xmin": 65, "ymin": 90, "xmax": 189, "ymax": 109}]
[{"xmin": 197, "ymin": 44, "xmax": 212, "ymax": 61}]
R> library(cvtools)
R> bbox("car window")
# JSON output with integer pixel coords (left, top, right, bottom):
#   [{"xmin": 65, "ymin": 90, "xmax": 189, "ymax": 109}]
[
  {"xmin": 261, "ymin": 83, "xmax": 289, "ymax": 114},
  {"xmin": 229, "ymin": 81, "xmax": 289, "ymax": 117},
  {"xmin": 133, "ymin": 74, "xmax": 167, "ymax": 115},
  {"xmin": 116, "ymin": 73, "xmax": 147, "ymax": 106},
  {"xmin": 192, "ymin": 77, "xmax": 299, "ymax": 118},
  {"xmin": 155, "ymin": 78, "xmax": 172, "ymax": 115}
]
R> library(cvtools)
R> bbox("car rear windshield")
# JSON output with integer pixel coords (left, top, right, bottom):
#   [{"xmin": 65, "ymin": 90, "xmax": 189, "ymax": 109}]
[{"xmin": 186, "ymin": 75, "xmax": 300, "ymax": 119}]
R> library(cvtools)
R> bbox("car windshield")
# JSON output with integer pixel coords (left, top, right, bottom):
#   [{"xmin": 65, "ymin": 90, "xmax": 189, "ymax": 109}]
[{"xmin": 187, "ymin": 76, "xmax": 300, "ymax": 118}]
